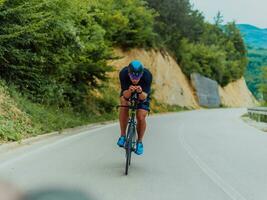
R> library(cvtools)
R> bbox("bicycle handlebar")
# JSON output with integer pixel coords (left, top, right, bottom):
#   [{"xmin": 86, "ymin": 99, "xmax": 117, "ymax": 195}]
[{"xmin": 117, "ymin": 92, "xmax": 139, "ymax": 110}]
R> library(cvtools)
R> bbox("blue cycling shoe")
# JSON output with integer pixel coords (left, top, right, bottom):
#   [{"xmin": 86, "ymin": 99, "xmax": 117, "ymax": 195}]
[
  {"xmin": 117, "ymin": 136, "xmax": 126, "ymax": 147},
  {"xmin": 135, "ymin": 142, "xmax": 144, "ymax": 155}
]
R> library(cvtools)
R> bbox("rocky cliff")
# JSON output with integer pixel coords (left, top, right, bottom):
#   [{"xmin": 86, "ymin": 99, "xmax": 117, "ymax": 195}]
[
  {"xmin": 110, "ymin": 48, "xmax": 257, "ymax": 108},
  {"xmin": 219, "ymin": 78, "xmax": 258, "ymax": 107}
]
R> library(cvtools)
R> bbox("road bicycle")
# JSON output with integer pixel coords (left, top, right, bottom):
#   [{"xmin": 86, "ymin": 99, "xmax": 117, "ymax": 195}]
[{"xmin": 118, "ymin": 92, "xmax": 139, "ymax": 175}]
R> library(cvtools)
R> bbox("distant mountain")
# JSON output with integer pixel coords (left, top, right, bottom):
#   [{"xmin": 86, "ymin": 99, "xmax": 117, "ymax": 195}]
[
  {"xmin": 237, "ymin": 24, "xmax": 267, "ymax": 49},
  {"xmin": 237, "ymin": 24, "xmax": 267, "ymax": 99}
]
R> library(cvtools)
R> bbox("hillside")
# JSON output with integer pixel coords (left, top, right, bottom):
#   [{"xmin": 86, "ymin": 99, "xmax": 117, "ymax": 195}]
[
  {"xmin": 237, "ymin": 24, "xmax": 267, "ymax": 48},
  {"xmin": 110, "ymin": 48, "xmax": 257, "ymax": 108},
  {"xmin": 245, "ymin": 48, "xmax": 267, "ymax": 98},
  {"xmin": 0, "ymin": 81, "xmax": 37, "ymax": 142},
  {"xmin": 0, "ymin": 46, "xmax": 257, "ymax": 143},
  {"xmin": 0, "ymin": 0, "xmax": 256, "ymax": 142},
  {"xmin": 237, "ymin": 24, "xmax": 267, "ymax": 99}
]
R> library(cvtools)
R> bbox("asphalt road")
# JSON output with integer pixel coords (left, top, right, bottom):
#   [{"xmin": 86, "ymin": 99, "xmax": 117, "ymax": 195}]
[{"xmin": 0, "ymin": 108, "xmax": 267, "ymax": 200}]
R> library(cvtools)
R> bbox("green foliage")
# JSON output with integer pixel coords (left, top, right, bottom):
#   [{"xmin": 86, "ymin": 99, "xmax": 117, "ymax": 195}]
[
  {"xmin": 146, "ymin": 0, "xmax": 205, "ymax": 42},
  {"xmin": 145, "ymin": 0, "xmax": 247, "ymax": 85},
  {"xmin": 89, "ymin": 0, "xmax": 157, "ymax": 48},
  {"xmin": 259, "ymin": 67, "xmax": 267, "ymax": 101},
  {"xmin": 0, "ymin": 0, "xmax": 158, "ymax": 112},
  {"xmin": 0, "ymin": 0, "xmax": 251, "ymax": 143},
  {"xmin": 179, "ymin": 39, "xmax": 226, "ymax": 82},
  {"xmin": 0, "ymin": 81, "xmax": 38, "ymax": 142},
  {"xmin": 224, "ymin": 22, "xmax": 247, "ymax": 56},
  {"xmin": 0, "ymin": 0, "xmax": 249, "ymax": 104},
  {"xmin": 199, "ymin": 22, "xmax": 247, "ymax": 85},
  {"xmin": 213, "ymin": 11, "xmax": 224, "ymax": 26},
  {"xmin": 179, "ymin": 31, "xmax": 247, "ymax": 86},
  {"xmin": 0, "ymin": 0, "xmax": 112, "ymax": 109},
  {"xmin": 150, "ymin": 98, "xmax": 188, "ymax": 113},
  {"xmin": 245, "ymin": 48, "xmax": 267, "ymax": 99},
  {"xmin": 6, "ymin": 83, "xmax": 118, "ymax": 136}
]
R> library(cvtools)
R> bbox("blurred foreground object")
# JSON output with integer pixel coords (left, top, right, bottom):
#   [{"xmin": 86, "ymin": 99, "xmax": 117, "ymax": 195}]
[
  {"xmin": 24, "ymin": 189, "xmax": 91, "ymax": 200},
  {"xmin": 0, "ymin": 182, "xmax": 23, "ymax": 200}
]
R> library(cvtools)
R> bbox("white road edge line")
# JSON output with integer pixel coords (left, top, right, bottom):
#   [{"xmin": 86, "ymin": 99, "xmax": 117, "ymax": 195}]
[
  {"xmin": 0, "ymin": 123, "xmax": 117, "ymax": 169},
  {"xmin": 179, "ymin": 126, "xmax": 247, "ymax": 200}
]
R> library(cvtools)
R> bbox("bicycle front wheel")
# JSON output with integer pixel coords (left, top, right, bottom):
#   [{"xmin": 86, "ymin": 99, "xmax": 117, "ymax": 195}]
[
  {"xmin": 125, "ymin": 120, "xmax": 136, "ymax": 175},
  {"xmin": 125, "ymin": 140, "xmax": 132, "ymax": 175}
]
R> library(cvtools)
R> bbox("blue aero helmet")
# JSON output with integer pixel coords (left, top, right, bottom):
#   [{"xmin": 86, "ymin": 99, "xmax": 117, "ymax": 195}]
[{"xmin": 128, "ymin": 60, "xmax": 144, "ymax": 80}]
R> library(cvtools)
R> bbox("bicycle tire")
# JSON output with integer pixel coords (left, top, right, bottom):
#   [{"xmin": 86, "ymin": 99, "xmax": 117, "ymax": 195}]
[
  {"xmin": 123, "ymin": 92, "xmax": 138, "ymax": 175},
  {"xmin": 129, "ymin": 125, "xmax": 136, "ymax": 167},
  {"xmin": 125, "ymin": 124, "xmax": 135, "ymax": 175},
  {"xmin": 125, "ymin": 140, "xmax": 131, "ymax": 175}
]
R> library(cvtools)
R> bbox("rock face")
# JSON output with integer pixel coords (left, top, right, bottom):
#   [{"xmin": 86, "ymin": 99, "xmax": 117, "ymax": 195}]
[
  {"xmin": 110, "ymin": 48, "xmax": 257, "ymax": 108},
  {"xmin": 191, "ymin": 73, "xmax": 221, "ymax": 108},
  {"xmin": 219, "ymin": 77, "xmax": 258, "ymax": 107}
]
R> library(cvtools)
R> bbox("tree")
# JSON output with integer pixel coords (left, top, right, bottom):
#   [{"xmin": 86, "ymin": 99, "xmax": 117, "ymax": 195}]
[
  {"xmin": 145, "ymin": 0, "xmax": 205, "ymax": 48},
  {"xmin": 145, "ymin": 0, "xmax": 247, "ymax": 86},
  {"xmin": 90, "ymin": 0, "xmax": 157, "ymax": 48},
  {"xmin": 224, "ymin": 22, "xmax": 247, "ymax": 56},
  {"xmin": 259, "ymin": 67, "xmax": 267, "ymax": 101},
  {"xmin": 0, "ymin": 0, "xmax": 112, "ymax": 108},
  {"xmin": 213, "ymin": 11, "xmax": 224, "ymax": 26}
]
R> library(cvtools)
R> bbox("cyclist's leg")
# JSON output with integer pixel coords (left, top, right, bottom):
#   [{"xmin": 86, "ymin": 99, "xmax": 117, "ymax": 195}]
[
  {"xmin": 136, "ymin": 109, "xmax": 148, "ymax": 142},
  {"xmin": 119, "ymin": 96, "xmax": 129, "ymax": 137},
  {"xmin": 136, "ymin": 99, "xmax": 149, "ymax": 141}
]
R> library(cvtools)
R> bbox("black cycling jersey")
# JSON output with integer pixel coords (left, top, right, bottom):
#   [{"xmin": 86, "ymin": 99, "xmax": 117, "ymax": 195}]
[{"xmin": 119, "ymin": 66, "xmax": 152, "ymax": 98}]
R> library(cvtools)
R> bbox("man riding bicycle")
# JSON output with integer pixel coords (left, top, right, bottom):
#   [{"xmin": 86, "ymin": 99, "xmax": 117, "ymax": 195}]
[{"xmin": 117, "ymin": 60, "xmax": 152, "ymax": 155}]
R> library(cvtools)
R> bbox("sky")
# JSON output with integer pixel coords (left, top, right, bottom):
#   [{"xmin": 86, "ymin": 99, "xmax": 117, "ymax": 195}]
[{"xmin": 190, "ymin": 0, "xmax": 267, "ymax": 28}]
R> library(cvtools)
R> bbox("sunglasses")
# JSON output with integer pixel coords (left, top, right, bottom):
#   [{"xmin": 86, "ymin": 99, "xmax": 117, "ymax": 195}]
[{"xmin": 129, "ymin": 73, "xmax": 143, "ymax": 80}]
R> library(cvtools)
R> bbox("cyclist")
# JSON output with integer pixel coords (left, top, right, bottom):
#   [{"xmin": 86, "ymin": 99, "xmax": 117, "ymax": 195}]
[{"xmin": 117, "ymin": 60, "xmax": 152, "ymax": 155}]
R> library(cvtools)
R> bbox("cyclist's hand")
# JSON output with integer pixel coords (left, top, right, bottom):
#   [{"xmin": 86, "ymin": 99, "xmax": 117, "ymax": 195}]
[
  {"xmin": 129, "ymin": 85, "xmax": 136, "ymax": 93},
  {"xmin": 135, "ymin": 86, "xmax": 142, "ymax": 94}
]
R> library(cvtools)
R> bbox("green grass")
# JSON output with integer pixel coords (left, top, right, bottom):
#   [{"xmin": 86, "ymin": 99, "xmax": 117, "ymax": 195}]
[
  {"xmin": 247, "ymin": 111, "xmax": 267, "ymax": 123},
  {"xmin": 8, "ymin": 89, "xmax": 118, "ymax": 135},
  {"xmin": 0, "ymin": 83, "xmax": 118, "ymax": 142},
  {"xmin": 249, "ymin": 114, "xmax": 267, "ymax": 123},
  {"xmin": 1, "ymin": 80, "xmax": 188, "ymax": 143},
  {"xmin": 0, "ymin": 82, "xmax": 38, "ymax": 142},
  {"xmin": 150, "ymin": 99, "xmax": 189, "ymax": 113},
  {"xmin": 242, "ymin": 113, "xmax": 249, "ymax": 118}
]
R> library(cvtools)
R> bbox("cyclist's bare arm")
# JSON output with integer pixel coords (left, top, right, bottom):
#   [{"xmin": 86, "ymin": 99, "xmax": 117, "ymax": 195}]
[
  {"xmin": 135, "ymin": 86, "xmax": 147, "ymax": 101},
  {"xmin": 123, "ymin": 86, "xmax": 147, "ymax": 101},
  {"xmin": 138, "ymin": 91, "xmax": 147, "ymax": 101},
  {"xmin": 122, "ymin": 90, "xmax": 131, "ymax": 99}
]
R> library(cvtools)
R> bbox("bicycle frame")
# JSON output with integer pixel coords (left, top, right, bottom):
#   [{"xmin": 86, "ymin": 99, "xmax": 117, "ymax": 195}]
[
  {"xmin": 126, "ymin": 92, "xmax": 138, "ymax": 149},
  {"xmin": 118, "ymin": 92, "xmax": 139, "ymax": 175}
]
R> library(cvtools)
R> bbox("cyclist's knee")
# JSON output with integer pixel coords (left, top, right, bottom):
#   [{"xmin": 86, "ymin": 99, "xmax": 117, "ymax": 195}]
[
  {"xmin": 120, "ymin": 96, "xmax": 129, "ymax": 106},
  {"xmin": 137, "ymin": 111, "xmax": 147, "ymax": 122}
]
